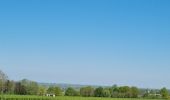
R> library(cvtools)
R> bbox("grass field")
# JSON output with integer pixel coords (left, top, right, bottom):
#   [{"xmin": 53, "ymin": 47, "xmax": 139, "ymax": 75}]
[{"xmin": 0, "ymin": 95, "xmax": 167, "ymax": 100}]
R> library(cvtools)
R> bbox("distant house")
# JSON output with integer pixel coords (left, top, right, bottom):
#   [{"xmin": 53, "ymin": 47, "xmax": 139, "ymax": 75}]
[
  {"xmin": 46, "ymin": 94, "xmax": 55, "ymax": 97},
  {"xmin": 149, "ymin": 93, "xmax": 161, "ymax": 97},
  {"xmin": 147, "ymin": 90, "xmax": 162, "ymax": 97}
]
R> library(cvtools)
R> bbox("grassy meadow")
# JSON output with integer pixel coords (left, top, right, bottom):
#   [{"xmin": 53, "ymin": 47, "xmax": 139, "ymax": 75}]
[{"xmin": 0, "ymin": 95, "xmax": 167, "ymax": 100}]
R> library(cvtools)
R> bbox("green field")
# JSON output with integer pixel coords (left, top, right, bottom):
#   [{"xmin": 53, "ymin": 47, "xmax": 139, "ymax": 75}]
[{"xmin": 0, "ymin": 95, "xmax": 167, "ymax": 100}]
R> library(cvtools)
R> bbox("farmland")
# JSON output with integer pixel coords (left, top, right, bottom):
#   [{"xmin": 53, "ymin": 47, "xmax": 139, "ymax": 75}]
[{"xmin": 0, "ymin": 95, "xmax": 167, "ymax": 100}]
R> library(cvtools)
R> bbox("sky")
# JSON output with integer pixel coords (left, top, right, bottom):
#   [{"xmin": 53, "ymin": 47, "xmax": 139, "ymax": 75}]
[{"xmin": 0, "ymin": 0, "xmax": 170, "ymax": 89}]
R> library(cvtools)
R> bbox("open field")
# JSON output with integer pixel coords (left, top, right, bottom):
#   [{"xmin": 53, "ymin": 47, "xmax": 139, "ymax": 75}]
[{"xmin": 0, "ymin": 95, "xmax": 167, "ymax": 100}]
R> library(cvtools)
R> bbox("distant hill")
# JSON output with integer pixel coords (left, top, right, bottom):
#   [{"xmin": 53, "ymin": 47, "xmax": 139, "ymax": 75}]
[
  {"xmin": 38, "ymin": 82, "xmax": 170, "ymax": 92},
  {"xmin": 38, "ymin": 83, "xmax": 102, "ymax": 90}
]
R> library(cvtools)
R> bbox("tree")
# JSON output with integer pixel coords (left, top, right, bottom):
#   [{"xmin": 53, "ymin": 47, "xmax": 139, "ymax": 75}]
[
  {"xmin": 54, "ymin": 87, "xmax": 62, "ymax": 96},
  {"xmin": 160, "ymin": 87, "xmax": 169, "ymax": 99},
  {"xmin": 0, "ymin": 70, "xmax": 8, "ymax": 94},
  {"xmin": 65, "ymin": 87, "xmax": 79, "ymax": 96},
  {"xmin": 14, "ymin": 82, "xmax": 26, "ymax": 95},
  {"xmin": 103, "ymin": 88, "xmax": 111, "ymax": 97},
  {"xmin": 47, "ymin": 86, "xmax": 62, "ymax": 96},
  {"xmin": 117, "ymin": 86, "xmax": 131, "ymax": 98},
  {"xmin": 38, "ymin": 86, "xmax": 46, "ymax": 96},
  {"xmin": 131, "ymin": 87, "xmax": 139, "ymax": 98},
  {"xmin": 47, "ymin": 86, "xmax": 55, "ymax": 94},
  {"xmin": 21, "ymin": 79, "xmax": 39, "ymax": 95},
  {"xmin": 0, "ymin": 70, "xmax": 8, "ymax": 82},
  {"xmin": 109, "ymin": 85, "xmax": 119, "ymax": 98},
  {"xmin": 80, "ymin": 86, "xmax": 94, "ymax": 97},
  {"xmin": 4, "ymin": 80, "xmax": 15, "ymax": 94},
  {"xmin": 94, "ymin": 87, "xmax": 104, "ymax": 97}
]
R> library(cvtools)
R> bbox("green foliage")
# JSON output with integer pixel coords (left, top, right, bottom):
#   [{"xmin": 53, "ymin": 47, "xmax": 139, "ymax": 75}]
[
  {"xmin": 47, "ymin": 86, "xmax": 62, "ymax": 96},
  {"xmin": 65, "ymin": 87, "xmax": 79, "ymax": 96},
  {"xmin": 0, "ymin": 70, "xmax": 8, "ymax": 93},
  {"xmin": 93, "ymin": 86, "xmax": 139, "ymax": 98},
  {"xmin": 54, "ymin": 87, "xmax": 62, "ymax": 96},
  {"xmin": 47, "ymin": 86, "xmax": 55, "ymax": 94},
  {"xmin": 103, "ymin": 88, "xmax": 111, "ymax": 97},
  {"xmin": 131, "ymin": 87, "xmax": 139, "ymax": 98},
  {"xmin": 109, "ymin": 86, "xmax": 139, "ymax": 98},
  {"xmin": 160, "ymin": 87, "xmax": 169, "ymax": 99},
  {"xmin": 109, "ymin": 85, "xmax": 119, "ymax": 98},
  {"xmin": 4, "ymin": 80, "xmax": 15, "ymax": 94},
  {"xmin": 0, "ymin": 69, "xmax": 169, "ymax": 99},
  {"xmin": 142, "ymin": 89, "xmax": 162, "ymax": 99},
  {"xmin": 80, "ymin": 86, "xmax": 94, "ymax": 97},
  {"xmin": 118, "ymin": 86, "xmax": 131, "ymax": 98},
  {"xmin": 14, "ymin": 82, "xmax": 27, "ymax": 95},
  {"xmin": 38, "ymin": 86, "xmax": 47, "ymax": 96},
  {"xmin": 94, "ymin": 87, "xmax": 104, "ymax": 97},
  {"xmin": 21, "ymin": 79, "xmax": 39, "ymax": 95}
]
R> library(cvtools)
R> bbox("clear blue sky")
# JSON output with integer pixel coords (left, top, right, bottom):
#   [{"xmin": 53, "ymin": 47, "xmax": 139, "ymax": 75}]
[{"xmin": 0, "ymin": 0, "xmax": 170, "ymax": 88}]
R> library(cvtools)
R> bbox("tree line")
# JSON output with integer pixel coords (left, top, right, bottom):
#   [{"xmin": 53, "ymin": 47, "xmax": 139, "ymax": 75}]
[{"xmin": 0, "ymin": 70, "xmax": 169, "ymax": 99}]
